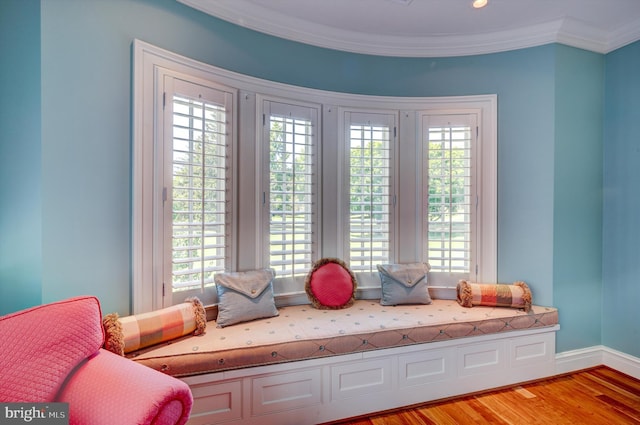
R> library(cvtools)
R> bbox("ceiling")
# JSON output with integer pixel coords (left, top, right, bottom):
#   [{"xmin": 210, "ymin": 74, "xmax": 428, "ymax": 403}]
[{"xmin": 178, "ymin": 0, "xmax": 640, "ymax": 57}]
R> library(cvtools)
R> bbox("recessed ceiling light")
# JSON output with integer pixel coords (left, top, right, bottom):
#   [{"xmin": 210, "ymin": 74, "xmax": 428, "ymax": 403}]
[{"xmin": 473, "ymin": 0, "xmax": 488, "ymax": 8}]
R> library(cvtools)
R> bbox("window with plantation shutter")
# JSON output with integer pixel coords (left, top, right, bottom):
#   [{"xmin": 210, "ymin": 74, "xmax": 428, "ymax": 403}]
[
  {"xmin": 163, "ymin": 76, "xmax": 234, "ymax": 305},
  {"xmin": 423, "ymin": 113, "xmax": 477, "ymax": 286},
  {"xmin": 262, "ymin": 100, "xmax": 319, "ymax": 283},
  {"xmin": 133, "ymin": 40, "xmax": 497, "ymax": 312},
  {"xmin": 344, "ymin": 111, "xmax": 396, "ymax": 274}
]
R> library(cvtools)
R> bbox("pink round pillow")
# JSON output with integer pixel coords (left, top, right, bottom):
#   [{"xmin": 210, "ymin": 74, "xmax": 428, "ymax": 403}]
[{"xmin": 305, "ymin": 258, "xmax": 357, "ymax": 309}]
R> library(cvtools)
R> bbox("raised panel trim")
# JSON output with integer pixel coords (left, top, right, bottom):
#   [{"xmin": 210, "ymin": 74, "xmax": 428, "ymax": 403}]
[
  {"xmin": 188, "ymin": 379, "xmax": 242, "ymax": 424},
  {"xmin": 457, "ymin": 341, "xmax": 506, "ymax": 376},
  {"xmin": 251, "ymin": 369, "xmax": 322, "ymax": 416},
  {"xmin": 510, "ymin": 333, "xmax": 554, "ymax": 368},
  {"xmin": 398, "ymin": 348, "xmax": 453, "ymax": 387},
  {"xmin": 331, "ymin": 358, "xmax": 392, "ymax": 401}
]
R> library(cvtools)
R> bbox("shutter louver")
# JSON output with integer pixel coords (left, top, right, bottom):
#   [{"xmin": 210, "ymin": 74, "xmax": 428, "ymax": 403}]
[
  {"xmin": 347, "ymin": 113, "xmax": 394, "ymax": 273},
  {"xmin": 171, "ymin": 94, "xmax": 229, "ymax": 292},
  {"xmin": 267, "ymin": 103, "xmax": 317, "ymax": 278},
  {"xmin": 427, "ymin": 123, "xmax": 472, "ymax": 275}
]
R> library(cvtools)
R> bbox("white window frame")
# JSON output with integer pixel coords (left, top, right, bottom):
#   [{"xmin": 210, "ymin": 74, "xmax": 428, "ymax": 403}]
[
  {"xmin": 133, "ymin": 40, "xmax": 497, "ymax": 312},
  {"xmin": 133, "ymin": 45, "xmax": 239, "ymax": 312}
]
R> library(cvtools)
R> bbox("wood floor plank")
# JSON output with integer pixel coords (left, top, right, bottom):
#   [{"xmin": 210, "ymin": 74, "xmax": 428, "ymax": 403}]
[
  {"xmin": 474, "ymin": 385, "xmax": 563, "ymax": 425},
  {"xmin": 583, "ymin": 368, "xmax": 640, "ymax": 401},
  {"xmin": 572, "ymin": 371, "xmax": 640, "ymax": 415},
  {"xmin": 407, "ymin": 407, "xmax": 458, "ymax": 425},
  {"xmin": 338, "ymin": 419, "xmax": 371, "ymax": 425},
  {"xmin": 513, "ymin": 386, "xmax": 536, "ymax": 399},
  {"xmin": 329, "ymin": 367, "xmax": 640, "ymax": 425},
  {"xmin": 596, "ymin": 394, "xmax": 640, "ymax": 423},
  {"xmin": 370, "ymin": 408, "xmax": 438, "ymax": 425},
  {"xmin": 591, "ymin": 367, "xmax": 640, "ymax": 394},
  {"xmin": 434, "ymin": 397, "xmax": 511, "ymax": 425},
  {"xmin": 534, "ymin": 374, "xmax": 636, "ymax": 424}
]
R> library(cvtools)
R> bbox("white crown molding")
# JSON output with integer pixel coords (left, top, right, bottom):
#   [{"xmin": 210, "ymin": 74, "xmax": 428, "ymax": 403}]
[
  {"xmin": 607, "ymin": 17, "xmax": 640, "ymax": 52},
  {"xmin": 178, "ymin": 0, "xmax": 640, "ymax": 57},
  {"xmin": 556, "ymin": 17, "xmax": 609, "ymax": 54}
]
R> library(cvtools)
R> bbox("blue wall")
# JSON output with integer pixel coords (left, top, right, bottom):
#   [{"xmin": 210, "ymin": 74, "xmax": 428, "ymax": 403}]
[
  {"xmin": 553, "ymin": 46, "xmax": 604, "ymax": 352},
  {"xmin": 602, "ymin": 41, "xmax": 640, "ymax": 358},
  {"xmin": 1, "ymin": 0, "xmax": 633, "ymax": 357},
  {"xmin": 0, "ymin": 0, "xmax": 42, "ymax": 313},
  {"xmin": 36, "ymin": 0, "xmax": 559, "ymax": 314}
]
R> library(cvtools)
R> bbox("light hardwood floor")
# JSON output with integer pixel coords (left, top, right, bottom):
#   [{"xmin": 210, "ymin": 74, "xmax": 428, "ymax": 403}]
[{"xmin": 328, "ymin": 367, "xmax": 640, "ymax": 425}]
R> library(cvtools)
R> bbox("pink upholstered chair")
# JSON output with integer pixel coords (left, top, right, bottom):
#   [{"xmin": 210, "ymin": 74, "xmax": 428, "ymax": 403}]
[{"xmin": 0, "ymin": 296, "xmax": 193, "ymax": 425}]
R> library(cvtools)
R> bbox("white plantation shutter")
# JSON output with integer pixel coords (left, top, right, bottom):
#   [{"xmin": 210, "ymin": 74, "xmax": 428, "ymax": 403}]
[
  {"xmin": 345, "ymin": 111, "xmax": 396, "ymax": 273},
  {"xmin": 263, "ymin": 100, "xmax": 319, "ymax": 280},
  {"xmin": 423, "ymin": 114, "xmax": 476, "ymax": 285},
  {"xmin": 164, "ymin": 76, "xmax": 233, "ymax": 305}
]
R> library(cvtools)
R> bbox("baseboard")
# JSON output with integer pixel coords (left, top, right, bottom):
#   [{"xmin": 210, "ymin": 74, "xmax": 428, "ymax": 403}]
[
  {"xmin": 555, "ymin": 345, "xmax": 605, "ymax": 374},
  {"xmin": 601, "ymin": 346, "xmax": 640, "ymax": 379},
  {"xmin": 555, "ymin": 345, "xmax": 640, "ymax": 379}
]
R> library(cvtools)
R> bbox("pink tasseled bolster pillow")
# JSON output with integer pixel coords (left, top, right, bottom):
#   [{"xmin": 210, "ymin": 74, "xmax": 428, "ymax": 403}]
[
  {"xmin": 305, "ymin": 258, "xmax": 357, "ymax": 309},
  {"xmin": 457, "ymin": 280, "xmax": 532, "ymax": 312},
  {"xmin": 102, "ymin": 297, "xmax": 206, "ymax": 355}
]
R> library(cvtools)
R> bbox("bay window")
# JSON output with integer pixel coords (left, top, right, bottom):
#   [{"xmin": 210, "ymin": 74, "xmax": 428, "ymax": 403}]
[{"xmin": 133, "ymin": 40, "xmax": 496, "ymax": 311}]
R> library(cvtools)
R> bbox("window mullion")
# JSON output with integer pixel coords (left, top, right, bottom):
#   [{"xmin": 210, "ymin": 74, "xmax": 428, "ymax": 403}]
[
  {"xmin": 291, "ymin": 118, "xmax": 297, "ymax": 275},
  {"xmin": 199, "ymin": 102, "xmax": 206, "ymax": 292},
  {"xmin": 448, "ymin": 127, "xmax": 453, "ymax": 274},
  {"xmin": 368, "ymin": 125, "xmax": 374, "ymax": 269}
]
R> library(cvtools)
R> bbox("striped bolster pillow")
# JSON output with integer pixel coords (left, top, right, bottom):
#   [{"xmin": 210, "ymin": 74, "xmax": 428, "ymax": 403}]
[
  {"xmin": 457, "ymin": 280, "xmax": 532, "ymax": 312},
  {"xmin": 102, "ymin": 297, "xmax": 206, "ymax": 355}
]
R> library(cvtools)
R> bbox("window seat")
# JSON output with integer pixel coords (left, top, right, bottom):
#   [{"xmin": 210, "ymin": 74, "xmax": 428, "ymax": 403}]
[
  {"xmin": 128, "ymin": 299, "xmax": 558, "ymax": 425},
  {"xmin": 129, "ymin": 299, "xmax": 557, "ymax": 377}
]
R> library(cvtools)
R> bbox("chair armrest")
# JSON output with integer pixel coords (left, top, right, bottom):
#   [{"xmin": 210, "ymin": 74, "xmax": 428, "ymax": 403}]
[{"xmin": 57, "ymin": 349, "xmax": 192, "ymax": 425}]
